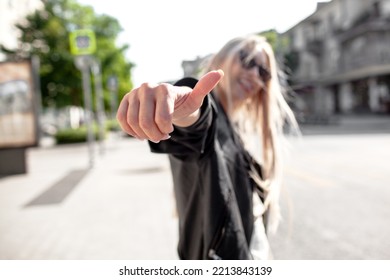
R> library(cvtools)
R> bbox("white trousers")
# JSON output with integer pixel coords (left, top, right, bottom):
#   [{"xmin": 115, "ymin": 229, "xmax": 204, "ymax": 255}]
[{"xmin": 249, "ymin": 193, "xmax": 271, "ymax": 260}]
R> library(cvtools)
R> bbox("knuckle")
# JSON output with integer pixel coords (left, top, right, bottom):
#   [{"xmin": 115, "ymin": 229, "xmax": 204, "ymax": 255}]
[
  {"xmin": 128, "ymin": 88, "xmax": 139, "ymax": 99},
  {"xmin": 139, "ymin": 82, "xmax": 151, "ymax": 90},
  {"xmin": 139, "ymin": 116, "xmax": 153, "ymax": 130},
  {"xmin": 138, "ymin": 83, "xmax": 172, "ymax": 101},
  {"xmin": 155, "ymin": 109, "xmax": 171, "ymax": 122},
  {"xmin": 155, "ymin": 112, "xmax": 172, "ymax": 132},
  {"xmin": 155, "ymin": 83, "xmax": 170, "ymax": 98},
  {"xmin": 127, "ymin": 113, "xmax": 138, "ymax": 126},
  {"xmin": 158, "ymin": 83, "xmax": 170, "ymax": 93},
  {"xmin": 137, "ymin": 83, "xmax": 152, "ymax": 100},
  {"xmin": 126, "ymin": 105, "xmax": 138, "ymax": 123},
  {"xmin": 128, "ymin": 90, "xmax": 139, "ymax": 103}
]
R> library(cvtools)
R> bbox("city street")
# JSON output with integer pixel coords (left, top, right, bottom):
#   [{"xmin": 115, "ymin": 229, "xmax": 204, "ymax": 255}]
[
  {"xmin": 270, "ymin": 132, "xmax": 390, "ymax": 259},
  {"xmin": 0, "ymin": 117, "xmax": 389, "ymax": 260}
]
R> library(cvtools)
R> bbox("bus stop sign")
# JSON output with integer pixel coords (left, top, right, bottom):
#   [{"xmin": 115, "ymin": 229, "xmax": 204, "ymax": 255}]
[{"xmin": 69, "ymin": 29, "xmax": 96, "ymax": 56}]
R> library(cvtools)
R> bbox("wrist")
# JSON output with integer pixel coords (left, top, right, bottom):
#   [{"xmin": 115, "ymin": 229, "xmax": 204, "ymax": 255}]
[{"xmin": 172, "ymin": 109, "xmax": 200, "ymax": 127}]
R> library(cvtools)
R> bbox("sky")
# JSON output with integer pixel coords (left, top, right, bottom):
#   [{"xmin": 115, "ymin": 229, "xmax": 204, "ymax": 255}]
[{"xmin": 77, "ymin": 0, "xmax": 330, "ymax": 86}]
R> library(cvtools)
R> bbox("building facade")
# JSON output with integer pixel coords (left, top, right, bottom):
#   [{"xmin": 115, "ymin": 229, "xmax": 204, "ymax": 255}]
[{"xmin": 283, "ymin": 0, "xmax": 390, "ymax": 116}]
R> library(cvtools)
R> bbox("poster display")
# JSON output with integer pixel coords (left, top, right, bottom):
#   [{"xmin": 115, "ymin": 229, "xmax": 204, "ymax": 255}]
[{"xmin": 0, "ymin": 61, "xmax": 37, "ymax": 148}]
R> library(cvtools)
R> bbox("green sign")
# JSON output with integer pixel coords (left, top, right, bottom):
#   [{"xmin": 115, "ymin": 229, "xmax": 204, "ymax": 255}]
[{"xmin": 69, "ymin": 29, "xmax": 96, "ymax": 55}]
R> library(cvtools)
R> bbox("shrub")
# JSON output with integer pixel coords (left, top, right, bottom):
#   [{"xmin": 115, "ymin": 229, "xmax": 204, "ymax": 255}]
[
  {"xmin": 55, "ymin": 125, "xmax": 104, "ymax": 144},
  {"xmin": 105, "ymin": 119, "xmax": 121, "ymax": 131}
]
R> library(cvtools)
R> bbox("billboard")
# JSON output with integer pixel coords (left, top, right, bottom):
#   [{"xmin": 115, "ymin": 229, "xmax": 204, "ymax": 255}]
[{"xmin": 0, "ymin": 61, "xmax": 38, "ymax": 148}]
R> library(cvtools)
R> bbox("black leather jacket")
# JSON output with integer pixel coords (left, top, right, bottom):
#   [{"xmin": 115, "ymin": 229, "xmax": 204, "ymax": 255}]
[{"xmin": 149, "ymin": 77, "xmax": 263, "ymax": 260}]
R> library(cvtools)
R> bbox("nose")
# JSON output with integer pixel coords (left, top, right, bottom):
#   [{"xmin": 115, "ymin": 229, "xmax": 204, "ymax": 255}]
[{"xmin": 246, "ymin": 66, "xmax": 259, "ymax": 79}]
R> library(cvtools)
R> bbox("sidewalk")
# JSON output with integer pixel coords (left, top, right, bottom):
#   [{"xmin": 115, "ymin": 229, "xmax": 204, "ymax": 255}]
[
  {"xmin": 300, "ymin": 114, "xmax": 390, "ymax": 135},
  {"xmin": 0, "ymin": 134, "xmax": 178, "ymax": 260}
]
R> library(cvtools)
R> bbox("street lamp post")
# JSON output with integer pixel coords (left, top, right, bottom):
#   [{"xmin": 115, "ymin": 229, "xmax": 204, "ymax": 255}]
[
  {"xmin": 74, "ymin": 55, "xmax": 95, "ymax": 168},
  {"xmin": 107, "ymin": 75, "xmax": 118, "ymax": 120}
]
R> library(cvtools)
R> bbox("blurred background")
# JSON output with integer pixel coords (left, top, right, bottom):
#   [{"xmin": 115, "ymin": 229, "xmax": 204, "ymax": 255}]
[{"xmin": 0, "ymin": 0, "xmax": 389, "ymax": 260}]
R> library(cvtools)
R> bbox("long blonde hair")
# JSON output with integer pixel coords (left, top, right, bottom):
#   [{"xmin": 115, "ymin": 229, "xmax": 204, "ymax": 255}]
[{"xmin": 202, "ymin": 34, "xmax": 299, "ymax": 232}]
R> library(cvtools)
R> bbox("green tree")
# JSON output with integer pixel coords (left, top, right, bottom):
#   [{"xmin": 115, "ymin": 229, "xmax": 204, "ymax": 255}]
[
  {"xmin": 259, "ymin": 29, "xmax": 289, "ymax": 59},
  {"xmin": 259, "ymin": 29, "xmax": 298, "ymax": 79},
  {"xmin": 1, "ymin": 0, "xmax": 133, "ymax": 110}
]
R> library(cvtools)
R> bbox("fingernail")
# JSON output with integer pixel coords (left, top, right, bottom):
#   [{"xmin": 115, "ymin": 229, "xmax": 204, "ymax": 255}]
[{"xmin": 162, "ymin": 134, "xmax": 171, "ymax": 140}]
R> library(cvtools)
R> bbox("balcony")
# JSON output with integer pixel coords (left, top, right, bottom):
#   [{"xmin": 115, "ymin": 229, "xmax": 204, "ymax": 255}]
[
  {"xmin": 306, "ymin": 39, "xmax": 323, "ymax": 56},
  {"xmin": 337, "ymin": 17, "xmax": 390, "ymax": 43}
]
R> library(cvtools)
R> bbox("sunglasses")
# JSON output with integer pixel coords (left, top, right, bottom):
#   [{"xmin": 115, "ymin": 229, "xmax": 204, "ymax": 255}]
[{"xmin": 238, "ymin": 50, "xmax": 271, "ymax": 82}]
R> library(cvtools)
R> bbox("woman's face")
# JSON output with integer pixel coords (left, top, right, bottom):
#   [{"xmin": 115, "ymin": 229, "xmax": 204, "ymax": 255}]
[{"xmin": 220, "ymin": 47, "xmax": 269, "ymax": 110}]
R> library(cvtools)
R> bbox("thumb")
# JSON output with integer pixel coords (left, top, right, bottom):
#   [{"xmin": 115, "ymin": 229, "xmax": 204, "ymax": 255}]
[
  {"xmin": 172, "ymin": 70, "xmax": 224, "ymax": 120},
  {"xmin": 191, "ymin": 70, "xmax": 224, "ymax": 104}
]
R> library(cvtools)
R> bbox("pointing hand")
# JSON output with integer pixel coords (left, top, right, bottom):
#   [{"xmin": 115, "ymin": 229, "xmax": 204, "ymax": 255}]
[{"xmin": 117, "ymin": 70, "xmax": 224, "ymax": 143}]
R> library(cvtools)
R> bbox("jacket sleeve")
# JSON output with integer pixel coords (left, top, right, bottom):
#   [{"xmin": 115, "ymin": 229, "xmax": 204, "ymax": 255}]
[{"xmin": 148, "ymin": 77, "xmax": 217, "ymax": 158}]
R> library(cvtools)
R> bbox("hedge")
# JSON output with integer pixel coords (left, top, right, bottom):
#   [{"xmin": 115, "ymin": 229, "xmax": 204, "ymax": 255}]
[{"xmin": 55, "ymin": 125, "xmax": 104, "ymax": 144}]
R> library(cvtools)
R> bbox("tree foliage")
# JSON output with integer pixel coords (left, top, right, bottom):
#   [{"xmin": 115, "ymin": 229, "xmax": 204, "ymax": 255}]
[
  {"xmin": 1, "ymin": 0, "xmax": 133, "ymax": 110},
  {"xmin": 259, "ymin": 29, "xmax": 298, "ymax": 79},
  {"xmin": 259, "ymin": 29, "xmax": 289, "ymax": 59}
]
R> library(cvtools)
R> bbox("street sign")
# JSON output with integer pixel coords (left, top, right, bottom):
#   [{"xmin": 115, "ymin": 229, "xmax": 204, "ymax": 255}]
[{"xmin": 69, "ymin": 29, "xmax": 96, "ymax": 56}]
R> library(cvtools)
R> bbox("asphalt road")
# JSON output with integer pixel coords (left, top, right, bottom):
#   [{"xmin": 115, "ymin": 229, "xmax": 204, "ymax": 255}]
[{"xmin": 270, "ymin": 133, "xmax": 390, "ymax": 259}]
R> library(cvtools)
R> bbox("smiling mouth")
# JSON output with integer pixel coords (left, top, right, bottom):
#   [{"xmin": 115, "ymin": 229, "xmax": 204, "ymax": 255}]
[{"xmin": 238, "ymin": 78, "xmax": 254, "ymax": 93}]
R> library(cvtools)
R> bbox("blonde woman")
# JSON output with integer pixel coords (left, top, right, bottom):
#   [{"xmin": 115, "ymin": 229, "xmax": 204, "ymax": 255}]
[{"xmin": 117, "ymin": 34, "xmax": 298, "ymax": 260}]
